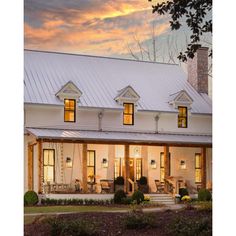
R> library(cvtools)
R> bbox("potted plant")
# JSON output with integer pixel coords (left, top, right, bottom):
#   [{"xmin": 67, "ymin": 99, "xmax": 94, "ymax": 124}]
[
  {"xmin": 138, "ymin": 176, "xmax": 149, "ymax": 193},
  {"xmin": 114, "ymin": 176, "xmax": 124, "ymax": 192}
]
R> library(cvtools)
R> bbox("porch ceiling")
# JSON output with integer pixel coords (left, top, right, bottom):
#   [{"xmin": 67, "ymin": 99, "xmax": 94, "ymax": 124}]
[{"xmin": 26, "ymin": 128, "xmax": 212, "ymax": 147}]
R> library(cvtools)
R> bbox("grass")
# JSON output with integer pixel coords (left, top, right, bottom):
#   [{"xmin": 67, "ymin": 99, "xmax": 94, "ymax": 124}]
[{"xmin": 24, "ymin": 205, "xmax": 129, "ymax": 214}]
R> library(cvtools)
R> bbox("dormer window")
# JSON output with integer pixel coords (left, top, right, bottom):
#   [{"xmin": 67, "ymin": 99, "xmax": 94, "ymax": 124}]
[
  {"xmin": 123, "ymin": 103, "xmax": 134, "ymax": 125},
  {"xmin": 64, "ymin": 99, "xmax": 76, "ymax": 122},
  {"xmin": 178, "ymin": 106, "xmax": 187, "ymax": 128}
]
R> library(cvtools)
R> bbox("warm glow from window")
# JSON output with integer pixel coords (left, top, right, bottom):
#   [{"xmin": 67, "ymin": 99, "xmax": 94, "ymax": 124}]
[
  {"xmin": 178, "ymin": 106, "xmax": 187, "ymax": 128},
  {"xmin": 123, "ymin": 103, "xmax": 134, "ymax": 125},
  {"xmin": 43, "ymin": 149, "xmax": 55, "ymax": 183},
  {"xmin": 160, "ymin": 152, "xmax": 165, "ymax": 183},
  {"xmin": 195, "ymin": 154, "xmax": 202, "ymax": 183},
  {"xmin": 64, "ymin": 99, "xmax": 76, "ymax": 122}
]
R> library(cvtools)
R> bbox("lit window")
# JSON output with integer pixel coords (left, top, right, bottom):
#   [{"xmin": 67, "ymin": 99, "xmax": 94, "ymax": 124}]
[
  {"xmin": 87, "ymin": 151, "xmax": 95, "ymax": 183},
  {"xmin": 43, "ymin": 149, "xmax": 55, "ymax": 183},
  {"xmin": 64, "ymin": 99, "xmax": 76, "ymax": 122},
  {"xmin": 136, "ymin": 159, "xmax": 142, "ymax": 180},
  {"xmin": 195, "ymin": 153, "xmax": 202, "ymax": 183},
  {"xmin": 123, "ymin": 103, "xmax": 134, "ymax": 125},
  {"xmin": 160, "ymin": 152, "xmax": 165, "ymax": 183},
  {"xmin": 114, "ymin": 158, "xmax": 121, "ymax": 179},
  {"xmin": 178, "ymin": 106, "xmax": 187, "ymax": 128}
]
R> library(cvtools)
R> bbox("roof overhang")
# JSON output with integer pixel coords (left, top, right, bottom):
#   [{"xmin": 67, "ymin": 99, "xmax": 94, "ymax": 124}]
[{"xmin": 26, "ymin": 128, "xmax": 212, "ymax": 147}]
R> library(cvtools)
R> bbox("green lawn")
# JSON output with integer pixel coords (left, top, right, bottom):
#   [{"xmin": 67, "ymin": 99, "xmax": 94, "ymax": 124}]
[{"xmin": 24, "ymin": 205, "xmax": 128, "ymax": 214}]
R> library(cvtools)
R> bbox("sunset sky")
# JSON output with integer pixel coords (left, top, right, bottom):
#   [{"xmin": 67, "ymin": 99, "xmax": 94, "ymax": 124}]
[{"xmin": 24, "ymin": 0, "xmax": 211, "ymax": 62}]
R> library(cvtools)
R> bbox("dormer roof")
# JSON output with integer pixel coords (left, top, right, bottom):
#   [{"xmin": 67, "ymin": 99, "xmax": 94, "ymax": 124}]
[
  {"xmin": 56, "ymin": 81, "xmax": 82, "ymax": 101},
  {"xmin": 168, "ymin": 90, "xmax": 193, "ymax": 109}
]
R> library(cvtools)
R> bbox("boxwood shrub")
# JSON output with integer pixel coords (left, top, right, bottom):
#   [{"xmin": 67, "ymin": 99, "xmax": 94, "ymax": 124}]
[
  {"xmin": 198, "ymin": 188, "xmax": 212, "ymax": 201},
  {"xmin": 132, "ymin": 190, "xmax": 144, "ymax": 204},
  {"xmin": 114, "ymin": 190, "xmax": 126, "ymax": 204},
  {"xmin": 24, "ymin": 191, "xmax": 38, "ymax": 206}
]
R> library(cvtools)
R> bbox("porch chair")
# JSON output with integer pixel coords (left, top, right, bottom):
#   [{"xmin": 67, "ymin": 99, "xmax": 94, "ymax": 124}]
[
  {"xmin": 75, "ymin": 179, "xmax": 82, "ymax": 193},
  {"xmin": 100, "ymin": 179, "xmax": 112, "ymax": 193},
  {"xmin": 155, "ymin": 180, "xmax": 164, "ymax": 193}
]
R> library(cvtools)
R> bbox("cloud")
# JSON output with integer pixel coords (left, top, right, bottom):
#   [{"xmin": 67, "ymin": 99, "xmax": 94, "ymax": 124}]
[{"xmin": 24, "ymin": 0, "xmax": 169, "ymax": 56}]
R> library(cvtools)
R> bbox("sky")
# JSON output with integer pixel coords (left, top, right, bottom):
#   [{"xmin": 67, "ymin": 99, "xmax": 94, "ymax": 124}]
[{"xmin": 24, "ymin": 0, "xmax": 199, "ymax": 62}]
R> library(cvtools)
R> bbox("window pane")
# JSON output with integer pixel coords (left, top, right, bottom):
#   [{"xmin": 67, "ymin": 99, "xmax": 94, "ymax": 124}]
[
  {"xmin": 69, "ymin": 100, "xmax": 75, "ymax": 110},
  {"xmin": 136, "ymin": 159, "xmax": 142, "ymax": 180},
  {"xmin": 65, "ymin": 111, "xmax": 75, "ymax": 122},
  {"xmin": 44, "ymin": 150, "xmax": 49, "ymax": 165},
  {"xmin": 64, "ymin": 99, "xmax": 70, "ymax": 109},
  {"xmin": 160, "ymin": 168, "xmax": 165, "ymax": 182},
  {"xmin": 114, "ymin": 159, "xmax": 120, "ymax": 178},
  {"xmin": 195, "ymin": 154, "xmax": 201, "ymax": 168},
  {"xmin": 124, "ymin": 114, "xmax": 132, "ymax": 124},
  {"xmin": 87, "ymin": 167, "xmax": 95, "ymax": 182},
  {"xmin": 87, "ymin": 151, "xmax": 95, "ymax": 166},
  {"xmin": 160, "ymin": 153, "xmax": 164, "ymax": 167},
  {"xmin": 48, "ymin": 151, "xmax": 54, "ymax": 165},
  {"xmin": 44, "ymin": 166, "xmax": 54, "ymax": 182},
  {"xmin": 195, "ymin": 169, "xmax": 201, "ymax": 182},
  {"xmin": 124, "ymin": 104, "xmax": 133, "ymax": 114}
]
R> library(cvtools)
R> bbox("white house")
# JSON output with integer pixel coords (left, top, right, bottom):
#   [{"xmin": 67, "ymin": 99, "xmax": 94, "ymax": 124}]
[{"xmin": 24, "ymin": 47, "xmax": 212, "ymax": 195}]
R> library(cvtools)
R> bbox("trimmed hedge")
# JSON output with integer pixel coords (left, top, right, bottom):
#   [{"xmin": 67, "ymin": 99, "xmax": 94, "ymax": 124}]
[
  {"xmin": 24, "ymin": 191, "xmax": 38, "ymax": 206},
  {"xmin": 198, "ymin": 189, "xmax": 212, "ymax": 201},
  {"xmin": 114, "ymin": 190, "xmax": 126, "ymax": 204}
]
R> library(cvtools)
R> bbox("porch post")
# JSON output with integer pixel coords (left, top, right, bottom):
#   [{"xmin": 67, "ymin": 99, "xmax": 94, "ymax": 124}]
[
  {"xmin": 124, "ymin": 144, "xmax": 130, "ymax": 193},
  {"xmin": 37, "ymin": 140, "xmax": 43, "ymax": 193},
  {"xmin": 201, "ymin": 147, "xmax": 207, "ymax": 189},
  {"xmin": 164, "ymin": 145, "xmax": 170, "ymax": 192},
  {"xmin": 82, "ymin": 143, "xmax": 88, "ymax": 193},
  {"xmin": 28, "ymin": 144, "xmax": 33, "ymax": 191}
]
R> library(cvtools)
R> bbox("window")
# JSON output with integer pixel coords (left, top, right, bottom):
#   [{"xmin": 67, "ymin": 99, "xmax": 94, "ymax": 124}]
[
  {"xmin": 43, "ymin": 149, "xmax": 55, "ymax": 183},
  {"xmin": 64, "ymin": 99, "xmax": 76, "ymax": 122},
  {"xmin": 114, "ymin": 158, "xmax": 121, "ymax": 179},
  {"xmin": 195, "ymin": 153, "xmax": 202, "ymax": 183},
  {"xmin": 87, "ymin": 151, "xmax": 95, "ymax": 183},
  {"xmin": 136, "ymin": 158, "xmax": 142, "ymax": 180},
  {"xmin": 178, "ymin": 106, "xmax": 187, "ymax": 128},
  {"xmin": 160, "ymin": 152, "xmax": 165, "ymax": 183},
  {"xmin": 123, "ymin": 103, "xmax": 134, "ymax": 125}
]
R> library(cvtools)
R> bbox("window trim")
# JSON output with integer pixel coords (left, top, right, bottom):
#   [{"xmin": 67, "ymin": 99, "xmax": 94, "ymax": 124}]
[
  {"xmin": 43, "ymin": 149, "xmax": 55, "ymax": 183},
  {"xmin": 64, "ymin": 99, "xmax": 76, "ymax": 123},
  {"xmin": 195, "ymin": 153, "xmax": 202, "ymax": 184},
  {"xmin": 178, "ymin": 106, "xmax": 188, "ymax": 128},
  {"xmin": 123, "ymin": 103, "xmax": 134, "ymax": 125}
]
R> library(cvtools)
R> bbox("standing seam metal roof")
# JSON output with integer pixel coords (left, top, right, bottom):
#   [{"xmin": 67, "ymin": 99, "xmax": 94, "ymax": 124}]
[{"xmin": 24, "ymin": 50, "xmax": 212, "ymax": 114}]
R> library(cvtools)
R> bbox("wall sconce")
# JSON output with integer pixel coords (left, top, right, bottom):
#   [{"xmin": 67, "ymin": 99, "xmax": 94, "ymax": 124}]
[
  {"xmin": 66, "ymin": 157, "xmax": 72, "ymax": 168},
  {"xmin": 150, "ymin": 160, "xmax": 157, "ymax": 169},
  {"xmin": 102, "ymin": 158, "xmax": 108, "ymax": 168},
  {"xmin": 180, "ymin": 160, "xmax": 186, "ymax": 169}
]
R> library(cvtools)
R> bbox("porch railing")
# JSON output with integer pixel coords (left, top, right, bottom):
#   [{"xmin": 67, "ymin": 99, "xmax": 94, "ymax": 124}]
[{"xmin": 128, "ymin": 178, "xmax": 137, "ymax": 194}]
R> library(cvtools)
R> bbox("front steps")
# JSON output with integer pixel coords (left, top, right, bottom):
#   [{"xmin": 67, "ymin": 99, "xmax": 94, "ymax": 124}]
[{"xmin": 149, "ymin": 194, "xmax": 175, "ymax": 205}]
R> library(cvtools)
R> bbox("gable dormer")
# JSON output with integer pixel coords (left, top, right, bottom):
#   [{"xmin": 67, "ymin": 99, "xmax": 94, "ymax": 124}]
[
  {"xmin": 114, "ymin": 85, "xmax": 140, "ymax": 106},
  {"xmin": 56, "ymin": 81, "xmax": 82, "ymax": 101},
  {"xmin": 168, "ymin": 90, "xmax": 193, "ymax": 109}
]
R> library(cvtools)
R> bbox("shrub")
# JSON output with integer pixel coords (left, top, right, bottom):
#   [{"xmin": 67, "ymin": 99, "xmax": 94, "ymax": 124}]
[
  {"xmin": 139, "ymin": 176, "xmax": 147, "ymax": 185},
  {"xmin": 121, "ymin": 196, "xmax": 133, "ymax": 205},
  {"xmin": 179, "ymin": 188, "xmax": 189, "ymax": 199},
  {"xmin": 114, "ymin": 190, "xmax": 126, "ymax": 204},
  {"xmin": 198, "ymin": 189, "xmax": 212, "ymax": 201},
  {"xmin": 123, "ymin": 212, "xmax": 155, "ymax": 229},
  {"xmin": 24, "ymin": 191, "xmax": 38, "ymax": 206},
  {"xmin": 114, "ymin": 176, "xmax": 124, "ymax": 185},
  {"xmin": 132, "ymin": 190, "xmax": 144, "ymax": 204},
  {"xmin": 167, "ymin": 215, "xmax": 212, "ymax": 236}
]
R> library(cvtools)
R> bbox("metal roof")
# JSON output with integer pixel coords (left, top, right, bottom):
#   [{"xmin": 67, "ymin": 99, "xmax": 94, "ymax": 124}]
[
  {"xmin": 24, "ymin": 50, "xmax": 212, "ymax": 114},
  {"xmin": 27, "ymin": 128, "xmax": 212, "ymax": 145}
]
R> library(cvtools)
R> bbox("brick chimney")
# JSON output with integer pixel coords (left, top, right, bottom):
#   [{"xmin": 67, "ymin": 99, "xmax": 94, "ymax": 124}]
[{"xmin": 187, "ymin": 47, "xmax": 208, "ymax": 94}]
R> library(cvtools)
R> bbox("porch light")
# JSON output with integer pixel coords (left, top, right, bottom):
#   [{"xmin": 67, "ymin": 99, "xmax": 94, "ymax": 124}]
[
  {"xmin": 180, "ymin": 160, "xmax": 186, "ymax": 169},
  {"xmin": 66, "ymin": 157, "xmax": 72, "ymax": 168},
  {"xmin": 102, "ymin": 158, "xmax": 108, "ymax": 168},
  {"xmin": 150, "ymin": 160, "xmax": 157, "ymax": 169}
]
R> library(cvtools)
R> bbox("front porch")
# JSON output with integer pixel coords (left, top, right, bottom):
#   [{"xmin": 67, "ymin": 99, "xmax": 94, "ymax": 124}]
[{"xmin": 26, "ymin": 128, "xmax": 212, "ymax": 196}]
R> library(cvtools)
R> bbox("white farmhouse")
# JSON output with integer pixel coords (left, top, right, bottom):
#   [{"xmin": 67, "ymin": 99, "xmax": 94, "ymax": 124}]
[{"xmin": 24, "ymin": 47, "xmax": 212, "ymax": 196}]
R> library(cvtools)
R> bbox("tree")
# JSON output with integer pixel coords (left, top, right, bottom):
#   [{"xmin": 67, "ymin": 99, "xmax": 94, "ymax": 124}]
[{"xmin": 149, "ymin": 0, "xmax": 212, "ymax": 61}]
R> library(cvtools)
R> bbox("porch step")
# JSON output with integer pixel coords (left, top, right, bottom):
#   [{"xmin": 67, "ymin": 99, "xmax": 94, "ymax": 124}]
[{"xmin": 149, "ymin": 194, "xmax": 175, "ymax": 205}]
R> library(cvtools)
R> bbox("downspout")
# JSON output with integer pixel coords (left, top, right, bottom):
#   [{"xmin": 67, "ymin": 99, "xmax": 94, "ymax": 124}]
[
  {"xmin": 98, "ymin": 111, "xmax": 104, "ymax": 131},
  {"xmin": 154, "ymin": 114, "xmax": 160, "ymax": 133}
]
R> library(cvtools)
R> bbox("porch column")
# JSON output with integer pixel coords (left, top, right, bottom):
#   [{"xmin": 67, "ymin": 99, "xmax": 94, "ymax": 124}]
[
  {"xmin": 82, "ymin": 143, "xmax": 88, "ymax": 193},
  {"xmin": 37, "ymin": 140, "xmax": 43, "ymax": 193},
  {"xmin": 201, "ymin": 147, "xmax": 207, "ymax": 189},
  {"xmin": 124, "ymin": 144, "xmax": 130, "ymax": 193},
  {"xmin": 28, "ymin": 144, "xmax": 33, "ymax": 191},
  {"xmin": 164, "ymin": 145, "xmax": 170, "ymax": 192}
]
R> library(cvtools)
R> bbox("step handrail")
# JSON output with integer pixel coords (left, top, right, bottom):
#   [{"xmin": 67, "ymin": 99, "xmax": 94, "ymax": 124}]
[{"xmin": 128, "ymin": 178, "xmax": 135, "ymax": 194}]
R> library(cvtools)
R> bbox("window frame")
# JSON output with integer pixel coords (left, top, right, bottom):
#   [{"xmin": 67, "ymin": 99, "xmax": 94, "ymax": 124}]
[
  {"xmin": 178, "ymin": 106, "xmax": 188, "ymax": 128},
  {"xmin": 43, "ymin": 149, "xmax": 55, "ymax": 183},
  {"xmin": 195, "ymin": 153, "xmax": 202, "ymax": 184},
  {"xmin": 64, "ymin": 99, "xmax": 76, "ymax": 122},
  {"xmin": 123, "ymin": 103, "xmax": 134, "ymax": 125}
]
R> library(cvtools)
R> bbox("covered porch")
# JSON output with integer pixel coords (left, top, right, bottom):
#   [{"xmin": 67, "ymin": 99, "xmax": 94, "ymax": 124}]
[{"xmin": 26, "ymin": 128, "xmax": 212, "ymax": 196}]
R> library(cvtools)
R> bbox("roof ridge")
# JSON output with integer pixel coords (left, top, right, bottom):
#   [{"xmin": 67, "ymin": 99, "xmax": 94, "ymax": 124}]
[{"xmin": 24, "ymin": 49, "xmax": 179, "ymax": 66}]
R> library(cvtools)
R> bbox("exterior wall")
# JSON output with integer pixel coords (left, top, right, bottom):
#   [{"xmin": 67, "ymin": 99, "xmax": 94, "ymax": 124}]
[{"xmin": 25, "ymin": 105, "xmax": 212, "ymax": 135}]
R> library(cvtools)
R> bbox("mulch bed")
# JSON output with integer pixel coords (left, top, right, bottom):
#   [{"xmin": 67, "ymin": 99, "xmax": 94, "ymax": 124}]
[{"xmin": 24, "ymin": 208, "xmax": 212, "ymax": 236}]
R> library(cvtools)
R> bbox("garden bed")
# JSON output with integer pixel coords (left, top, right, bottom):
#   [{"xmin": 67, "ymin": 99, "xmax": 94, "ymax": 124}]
[{"xmin": 25, "ymin": 208, "xmax": 212, "ymax": 236}]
